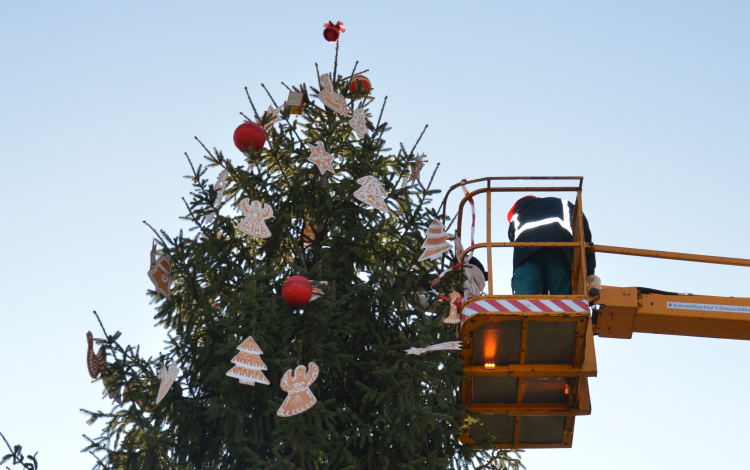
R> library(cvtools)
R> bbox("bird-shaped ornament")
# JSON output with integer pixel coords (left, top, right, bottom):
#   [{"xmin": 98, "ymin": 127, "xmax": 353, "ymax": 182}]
[
  {"xmin": 318, "ymin": 73, "xmax": 349, "ymax": 116},
  {"xmin": 237, "ymin": 199, "xmax": 274, "ymax": 239},
  {"xmin": 353, "ymin": 175, "xmax": 390, "ymax": 214},
  {"xmin": 277, "ymin": 362, "xmax": 320, "ymax": 417},
  {"xmin": 349, "ymin": 108, "xmax": 368, "ymax": 139},
  {"xmin": 86, "ymin": 331, "xmax": 106, "ymax": 379},
  {"xmin": 307, "ymin": 141, "xmax": 336, "ymax": 176},
  {"xmin": 147, "ymin": 241, "xmax": 172, "ymax": 300},
  {"xmin": 156, "ymin": 364, "xmax": 180, "ymax": 404}
]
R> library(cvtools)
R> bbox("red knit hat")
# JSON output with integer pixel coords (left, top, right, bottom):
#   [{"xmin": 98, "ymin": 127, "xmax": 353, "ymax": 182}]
[{"xmin": 507, "ymin": 196, "xmax": 537, "ymax": 222}]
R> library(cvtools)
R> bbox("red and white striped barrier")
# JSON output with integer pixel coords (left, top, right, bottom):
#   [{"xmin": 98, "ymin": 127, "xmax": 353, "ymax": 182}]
[{"xmin": 461, "ymin": 298, "xmax": 589, "ymax": 323}]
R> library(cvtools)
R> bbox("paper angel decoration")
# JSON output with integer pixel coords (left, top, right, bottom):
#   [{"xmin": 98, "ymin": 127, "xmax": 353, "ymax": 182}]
[
  {"xmin": 237, "ymin": 199, "xmax": 273, "ymax": 239},
  {"xmin": 444, "ymin": 290, "xmax": 462, "ymax": 324},
  {"xmin": 262, "ymin": 105, "xmax": 283, "ymax": 132},
  {"xmin": 86, "ymin": 331, "xmax": 106, "ymax": 379},
  {"xmin": 354, "ymin": 175, "xmax": 390, "ymax": 214},
  {"xmin": 156, "ymin": 364, "xmax": 179, "ymax": 404},
  {"xmin": 418, "ymin": 220, "xmax": 452, "ymax": 261},
  {"xmin": 405, "ymin": 341, "xmax": 463, "ymax": 356},
  {"xmin": 408, "ymin": 154, "xmax": 428, "ymax": 184},
  {"xmin": 226, "ymin": 336, "xmax": 270, "ymax": 386},
  {"xmin": 307, "ymin": 142, "xmax": 336, "ymax": 176},
  {"xmin": 148, "ymin": 241, "xmax": 172, "ymax": 300},
  {"xmin": 277, "ymin": 362, "xmax": 319, "ymax": 417},
  {"xmin": 349, "ymin": 107, "xmax": 368, "ymax": 138},
  {"xmin": 318, "ymin": 73, "xmax": 349, "ymax": 115},
  {"xmin": 204, "ymin": 168, "xmax": 229, "ymax": 224}
]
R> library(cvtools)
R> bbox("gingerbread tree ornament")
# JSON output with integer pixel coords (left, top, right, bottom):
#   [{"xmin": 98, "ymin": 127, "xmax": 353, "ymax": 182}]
[
  {"xmin": 226, "ymin": 336, "xmax": 270, "ymax": 386},
  {"xmin": 277, "ymin": 362, "xmax": 319, "ymax": 417},
  {"xmin": 353, "ymin": 175, "xmax": 389, "ymax": 214},
  {"xmin": 307, "ymin": 141, "xmax": 336, "ymax": 176},
  {"xmin": 237, "ymin": 199, "xmax": 273, "ymax": 239},
  {"xmin": 418, "ymin": 219, "xmax": 452, "ymax": 261}
]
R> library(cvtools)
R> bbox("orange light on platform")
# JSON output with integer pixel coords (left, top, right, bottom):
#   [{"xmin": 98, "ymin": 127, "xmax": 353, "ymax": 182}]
[
  {"xmin": 564, "ymin": 383, "xmax": 570, "ymax": 394},
  {"xmin": 484, "ymin": 362, "xmax": 496, "ymax": 370}
]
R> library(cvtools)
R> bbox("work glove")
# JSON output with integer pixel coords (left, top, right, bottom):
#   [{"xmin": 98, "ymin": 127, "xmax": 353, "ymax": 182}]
[{"xmin": 586, "ymin": 274, "xmax": 602, "ymax": 290}]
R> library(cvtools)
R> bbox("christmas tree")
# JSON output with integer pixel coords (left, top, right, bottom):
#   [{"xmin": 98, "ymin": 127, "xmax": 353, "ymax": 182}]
[{"xmin": 81, "ymin": 39, "xmax": 522, "ymax": 470}]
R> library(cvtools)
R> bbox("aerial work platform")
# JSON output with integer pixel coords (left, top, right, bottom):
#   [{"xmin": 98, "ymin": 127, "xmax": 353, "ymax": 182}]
[{"xmin": 440, "ymin": 177, "xmax": 750, "ymax": 449}]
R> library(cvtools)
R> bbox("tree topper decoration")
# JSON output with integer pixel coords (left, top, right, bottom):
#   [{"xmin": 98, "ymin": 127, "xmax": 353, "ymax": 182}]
[
  {"xmin": 307, "ymin": 141, "xmax": 336, "ymax": 176},
  {"xmin": 156, "ymin": 364, "xmax": 179, "ymax": 404},
  {"xmin": 237, "ymin": 199, "xmax": 273, "ymax": 239},
  {"xmin": 277, "ymin": 362, "xmax": 319, "ymax": 417},
  {"xmin": 86, "ymin": 331, "xmax": 106, "ymax": 379},
  {"xmin": 349, "ymin": 107, "xmax": 368, "ymax": 139},
  {"xmin": 147, "ymin": 241, "xmax": 172, "ymax": 300},
  {"xmin": 318, "ymin": 73, "xmax": 349, "ymax": 116},
  {"xmin": 405, "ymin": 341, "xmax": 463, "ymax": 356},
  {"xmin": 354, "ymin": 175, "xmax": 390, "ymax": 214}
]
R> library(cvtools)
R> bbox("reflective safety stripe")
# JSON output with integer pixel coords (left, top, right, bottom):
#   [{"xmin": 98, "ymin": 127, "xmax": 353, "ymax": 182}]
[{"xmin": 511, "ymin": 199, "xmax": 572, "ymax": 238}]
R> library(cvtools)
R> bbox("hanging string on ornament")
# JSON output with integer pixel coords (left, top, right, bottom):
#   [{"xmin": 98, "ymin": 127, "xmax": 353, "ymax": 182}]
[
  {"xmin": 323, "ymin": 21, "xmax": 345, "ymax": 42},
  {"xmin": 277, "ymin": 362, "xmax": 320, "ymax": 417},
  {"xmin": 237, "ymin": 199, "xmax": 274, "ymax": 239},
  {"xmin": 318, "ymin": 73, "xmax": 349, "ymax": 115},
  {"xmin": 147, "ymin": 240, "xmax": 172, "ymax": 300}
]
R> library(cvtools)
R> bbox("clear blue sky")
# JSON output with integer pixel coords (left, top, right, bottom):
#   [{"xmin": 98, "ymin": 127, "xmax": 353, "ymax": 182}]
[{"xmin": 1, "ymin": 1, "xmax": 748, "ymax": 469}]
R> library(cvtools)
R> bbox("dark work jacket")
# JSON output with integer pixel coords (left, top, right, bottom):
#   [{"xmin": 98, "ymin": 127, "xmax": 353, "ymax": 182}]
[{"xmin": 507, "ymin": 197, "xmax": 596, "ymax": 275}]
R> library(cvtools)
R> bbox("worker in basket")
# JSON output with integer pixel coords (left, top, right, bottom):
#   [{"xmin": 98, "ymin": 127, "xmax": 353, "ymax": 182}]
[{"xmin": 507, "ymin": 196, "xmax": 601, "ymax": 295}]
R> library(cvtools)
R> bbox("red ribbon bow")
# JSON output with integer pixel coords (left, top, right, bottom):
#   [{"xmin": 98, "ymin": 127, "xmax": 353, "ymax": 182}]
[{"xmin": 324, "ymin": 21, "xmax": 345, "ymax": 33}]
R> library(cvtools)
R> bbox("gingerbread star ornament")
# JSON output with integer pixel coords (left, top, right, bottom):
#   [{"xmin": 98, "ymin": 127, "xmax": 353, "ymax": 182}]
[{"xmin": 307, "ymin": 142, "xmax": 336, "ymax": 176}]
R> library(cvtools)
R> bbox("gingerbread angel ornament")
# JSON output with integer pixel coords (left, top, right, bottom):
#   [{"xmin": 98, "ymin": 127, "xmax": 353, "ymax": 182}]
[
  {"xmin": 277, "ymin": 362, "xmax": 320, "ymax": 417},
  {"xmin": 237, "ymin": 199, "xmax": 273, "ymax": 239}
]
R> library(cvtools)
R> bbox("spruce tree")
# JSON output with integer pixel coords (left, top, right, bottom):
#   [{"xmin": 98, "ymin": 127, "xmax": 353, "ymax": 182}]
[{"xmin": 82, "ymin": 47, "xmax": 522, "ymax": 470}]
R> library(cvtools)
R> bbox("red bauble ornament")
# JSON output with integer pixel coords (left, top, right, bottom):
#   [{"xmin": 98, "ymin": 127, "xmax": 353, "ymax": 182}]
[
  {"xmin": 233, "ymin": 122, "xmax": 266, "ymax": 154},
  {"xmin": 282, "ymin": 275, "xmax": 313, "ymax": 307},
  {"xmin": 348, "ymin": 75, "xmax": 371, "ymax": 95},
  {"xmin": 323, "ymin": 21, "xmax": 345, "ymax": 43}
]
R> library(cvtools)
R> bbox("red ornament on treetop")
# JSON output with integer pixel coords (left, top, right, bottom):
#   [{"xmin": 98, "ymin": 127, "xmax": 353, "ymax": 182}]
[
  {"xmin": 233, "ymin": 122, "xmax": 266, "ymax": 154},
  {"xmin": 323, "ymin": 21, "xmax": 345, "ymax": 42},
  {"xmin": 282, "ymin": 275, "xmax": 313, "ymax": 307},
  {"xmin": 348, "ymin": 75, "xmax": 371, "ymax": 95}
]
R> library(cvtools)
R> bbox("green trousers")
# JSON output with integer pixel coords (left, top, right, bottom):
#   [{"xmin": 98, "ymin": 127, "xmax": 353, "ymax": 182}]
[{"xmin": 511, "ymin": 248, "xmax": 572, "ymax": 295}]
